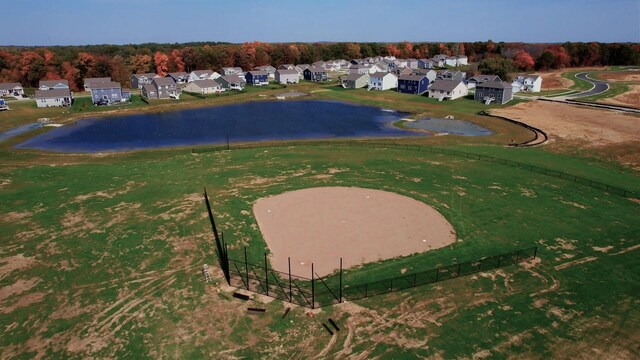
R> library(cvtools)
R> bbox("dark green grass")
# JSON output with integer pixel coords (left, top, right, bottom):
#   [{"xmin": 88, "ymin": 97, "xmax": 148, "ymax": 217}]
[{"xmin": 0, "ymin": 145, "xmax": 638, "ymax": 358}]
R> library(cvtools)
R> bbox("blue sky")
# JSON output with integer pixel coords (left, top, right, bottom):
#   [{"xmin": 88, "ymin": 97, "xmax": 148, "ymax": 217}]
[{"xmin": 4, "ymin": 0, "xmax": 639, "ymax": 45}]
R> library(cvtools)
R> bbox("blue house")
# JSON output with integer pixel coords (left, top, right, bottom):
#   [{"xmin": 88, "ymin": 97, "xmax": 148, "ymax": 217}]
[
  {"xmin": 303, "ymin": 67, "xmax": 328, "ymax": 82},
  {"xmin": 90, "ymin": 81, "xmax": 130, "ymax": 105},
  {"xmin": 397, "ymin": 74, "xmax": 429, "ymax": 94},
  {"xmin": 245, "ymin": 71, "xmax": 269, "ymax": 86}
]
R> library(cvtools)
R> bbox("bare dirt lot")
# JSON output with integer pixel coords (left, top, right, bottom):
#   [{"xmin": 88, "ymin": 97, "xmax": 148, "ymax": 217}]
[
  {"xmin": 253, "ymin": 187, "xmax": 456, "ymax": 277},
  {"xmin": 601, "ymin": 85, "xmax": 640, "ymax": 108},
  {"xmin": 594, "ymin": 70, "xmax": 640, "ymax": 83},
  {"xmin": 492, "ymin": 101, "xmax": 640, "ymax": 147}
]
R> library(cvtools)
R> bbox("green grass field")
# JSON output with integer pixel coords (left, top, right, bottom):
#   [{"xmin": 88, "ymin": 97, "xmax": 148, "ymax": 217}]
[
  {"xmin": 0, "ymin": 79, "xmax": 639, "ymax": 358},
  {"xmin": 0, "ymin": 142, "xmax": 638, "ymax": 358}
]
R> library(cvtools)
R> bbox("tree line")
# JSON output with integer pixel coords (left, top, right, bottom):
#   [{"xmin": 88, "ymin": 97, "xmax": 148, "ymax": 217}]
[{"xmin": 0, "ymin": 41, "xmax": 637, "ymax": 90}]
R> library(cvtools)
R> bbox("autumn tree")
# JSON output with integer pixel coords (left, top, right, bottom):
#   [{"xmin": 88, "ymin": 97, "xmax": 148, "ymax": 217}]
[
  {"xmin": 386, "ymin": 44, "xmax": 400, "ymax": 57},
  {"xmin": 110, "ymin": 55, "xmax": 129, "ymax": 86},
  {"xmin": 130, "ymin": 54, "xmax": 152, "ymax": 73},
  {"xmin": 512, "ymin": 50, "xmax": 535, "ymax": 70},
  {"xmin": 170, "ymin": 49, "xmax": 185, "ymax": 72},
  {"xmin": 61, "ymin": 61, "xmax": 81, "ymax": 91},
  {"xmin": 153, "ymin": 51, "xmax": 169, "ymax": 76}
]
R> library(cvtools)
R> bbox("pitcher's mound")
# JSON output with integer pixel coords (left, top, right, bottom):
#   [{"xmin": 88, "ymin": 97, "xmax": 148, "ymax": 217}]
[{"xmin": 253, "ymin": 187, "xmax": 456, "ymax": 277}]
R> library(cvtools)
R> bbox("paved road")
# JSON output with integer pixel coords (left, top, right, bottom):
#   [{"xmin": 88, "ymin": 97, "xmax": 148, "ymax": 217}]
[{"xmin": 570, "ymin": 72, "xmax": 609, "ymax": 98}]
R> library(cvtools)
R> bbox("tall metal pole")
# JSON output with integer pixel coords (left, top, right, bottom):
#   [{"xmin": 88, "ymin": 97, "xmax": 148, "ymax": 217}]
[
  {"xmin": 288, "ymin": 257, "xmax": 292, "ymax": 302},
  {"xmin": 244, "ymin": 247, "xmax": 249, "ymax": 290},
  {"xmin": 264, "ymin": 253, "xmax": 269, "ymax": 296},
  {"xmin": 311, "ymin": 263, "xmax": 315, "ymax": 309},
  {"xmin": 339, "ymin": 258, "xmax": 343, "ymax": 303}
]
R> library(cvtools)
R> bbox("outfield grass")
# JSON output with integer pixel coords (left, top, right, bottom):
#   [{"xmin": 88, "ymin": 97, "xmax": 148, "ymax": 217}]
[{"xmin": 0, "ymin": 144, "xmax": 638, "ymax": 358}]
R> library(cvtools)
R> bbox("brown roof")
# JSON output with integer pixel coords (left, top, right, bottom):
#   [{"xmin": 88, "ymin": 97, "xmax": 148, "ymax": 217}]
[
  {"xmin": 342, "ymin": 73, "xmax": 368, "ymax": 81},
  {"xmin": 276, "ymin": 69, "xmax": 299, "ymax": 75},
  {"xmin": 35, "ymin": 88, "xmax": 71, "ymax": 98},
  {"xmin": 168, "ymin": 72, "xmax": 189, "ymax": 77},
  {"xmin": 477, "ymin": 81, "xmax": 512, "ymax": 89},
  {"xmin": 370, "ymin": 72, "xmax": 394, "ymax": 78},
  {"xmin": 190, "ymin": 70, "xmax": 213, "ymax": 76},
  {"xmin": 189, "ymin": 80, "xmax": 220, "ymax": 88},
  {"xmin": 0, "ymin": 82, "xmax": 22, "ymax": 90},
  {"xmin": 398, "ymin": 74, "xmax": 427, "ymax": 82},
  {"xmin": 39, "ymin": 79, "xmax": 69, "ymax": 88},
  {"xmin": 429, "ymin": 80, "xmax": 464, "ymax": 92},
  {"xmin": 247, "ymin": 70, "xmax": 268, "ymax": 76},
  {"xmin": 152, "ymin": 77, "xmax": 177, "ymax": 86}
]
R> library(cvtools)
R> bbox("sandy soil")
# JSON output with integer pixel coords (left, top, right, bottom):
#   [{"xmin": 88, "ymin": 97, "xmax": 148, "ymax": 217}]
[
  {"xmin": 533, "ymin": 71, "xmax": 573, "ymax": 90},
  {"xmin": 492, "ymin": 101, "xmax": 640, "ymax": 147},
  {"xmin": 594, "ymin": 70, "xmax": 640, "ymax": 83},
  {"xmin": 601, "ymin": 85, "xmax": 640, "ymax": 108},
  {"xmin": 253, "ymin": 187, "xmax": 456, "ymax": 277}
]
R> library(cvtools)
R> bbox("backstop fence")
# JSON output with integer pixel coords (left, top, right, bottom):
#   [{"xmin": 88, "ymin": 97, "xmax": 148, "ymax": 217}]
[
  {"xmin": 204, "ymin": 189, "xmax": 538, "ymax": 309},
  {"xmin": 193, "ymin": 141, "xmax": 637, "ymax": 199}
]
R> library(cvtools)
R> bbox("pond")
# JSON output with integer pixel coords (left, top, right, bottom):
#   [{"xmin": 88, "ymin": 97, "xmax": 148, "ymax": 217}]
[
  {"xmin": 16, "ymin": 100, "xmax": 422, "ymax": 152},
  {"xmin": 0, "ymin": 122, "xmax": 43, "ymax": 142},
  {"xmin": 404, "ymin": 117, "xmax": 493, "ymax": 136}
]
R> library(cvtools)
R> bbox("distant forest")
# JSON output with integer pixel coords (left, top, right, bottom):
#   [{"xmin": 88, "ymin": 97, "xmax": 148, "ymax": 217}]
[{"xmin": 1, "ymin": 41, "xmax": 638, "ymax": 90}]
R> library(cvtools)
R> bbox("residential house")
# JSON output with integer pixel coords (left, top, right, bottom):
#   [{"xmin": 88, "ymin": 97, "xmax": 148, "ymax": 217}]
[
  {"xmin": 90, "ymin": 81, "xmax": 130, "ymax": 105},
  {"xmin": 297, "ymin": 64, "xmax": 311, "ymax": 73},
  {"xmin": 303, "ymin": 67, "xmax": 328, "ymax": 82},
  {"xmin": 444, "ymin": 55, "xmax": 468, "ymax": 67},
  {"xmin": 412, "ymin": 69, "xmax": 438, "ymax": 83},
  {"xmin": 35, "ymin": 88, "xmax": 72, "ymax": 108},
  {"xmin": 188, "ymin": 70, "xmax": 220, "ymax": 83},
  {"xmin": 141, "ymin": 77, "xmax": 180, "ymax": 99},
  {"xmin": 166, "ymin": 72, "xmax": 190, "ymax": 84},
  {"xmin": 221, "ymin": 67, "xmax": 243, "ymax": 76},
  {"xmin": 323, "ymin": 60, "xmax": 340, "ymax": 71},
  {"xmin": 511, "ymin": 74, "xmax": 542, "ymax": 93},
  {"xmin": 312, "ymin": 61, "xmax": 326, "ymax": 69},
  {"xmin": 83, "ymin": 77, "xmax": 111, "ymax": 91},
  {"xmin": 474, "ymin": 81, "xmax": 513, "ymax": 104},
  {"xmin": 436, "ymin": 70, "xmax": 466, "ymax": 82},
  {"xmin": 417, "ymin": 59, "xmax": 433, "ymax": 69},
  {"xmin": 0, "ymin": 82, "xmax": 24, "ymax": 96},
  {"xmin": 340, "ymin": 73, "xmax": 369, "ymax": 89},
  {"xmin": 406, "ymin": 59, "xmax": 419, "ymax": 69},
  {"xmin": 390, "ymin": 67, "xmax": 413, "ymax": 77},
  {"xmin": 275, "ymin": 69, "xmax": 300, "ymax": 84},
  {"xmin": 254, "ymin": 65, "xmax": 277, "ymax": 79},
  {"xmin": 427, "ymin": 80, "xmax": 468, "ymax": 100},
  {"xmin": 348, "ymin": 65, "xmax": 370, "ymax": 75},
  {"xmin": 130, "ymin": 73, "xmax": 159, "ymax": 89},
  {"xmin": 245, "ymin": 71, "xmax": 269, "ymax": 86},
  {"xmin": 368, "ymin": 72, "xmax": 397, "ymax": 91},
  {"xmin": 217, "ymin": 75, "xmax": 246, "ymax": 90},
  {"xmin": 278, "ymin": 64, "xmax": 296, "ymax": 70},
  {"xmin": 466, "ymin": 75, "xmax": 502, "ymax": 89},
  {"xmin": 397, "ymin": 74, "xmax": 429, "ymax": 94},
  {"xmin": 183, "ymin": 80, "xmax": 224, "ymax": 94},
  {"xmin": 38, "ymin": 79, "xmax": 69, "ymax": 90}
]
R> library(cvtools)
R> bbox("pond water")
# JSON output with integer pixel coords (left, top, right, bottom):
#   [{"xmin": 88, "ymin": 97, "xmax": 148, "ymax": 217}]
[
  {"xmin": 0, "ymin": 122, "xmax": 43, "ymax": 142},
  {"xmin": 404, "ymin": 117, "xmax": 493, "ymax": 136},
  {"xmin": 16, "ymin": 100, "xmax": 421, "ymax": 152}
]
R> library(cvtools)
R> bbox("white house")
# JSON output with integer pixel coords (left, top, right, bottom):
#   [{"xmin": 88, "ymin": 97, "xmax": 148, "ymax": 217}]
[
  {"xmin": 275, "ymin": 69, "xmax": 300, "ymax": 84},
  {"xmin": 38, "ymin": 79, "xmax": 69, "ymax": 91},
  {"xmin": 368, "ymin": 72, "xmax": 397, "ymax": 91},
  {"xmin": 445, "ymin": 56, "xmax": 468, "ymax": 67},
  {"xmin": 367, "ymin": 63, "xmax": 386, "ymax": 74},
  {"xmin": 35, "ymin": 88, "xmax": 73, "ymax": 107},
  {"xmin": 188, "ymin": 70, "xmax": 220, "ymax": 83},
  {"xmin": 427, "ymin": 80, "xmax": 468, "ymax": 101},
  {"xmin": 0, "ymin": 82, "xmax": 24, "ymax": 96},
  {"xmin": 183, "ymin": 79, "xmax": 224, "ymax": 94},
  {"xmin": 221, "ymin": 67, "xmax": 243, "ymax": 76},
  {"xmin": 348, "ymin": 64, "xmax": 371, "ymax": 75},
  {"xmin": 511, "ymin": 74, "xmax": 542, "ymax": 93}
]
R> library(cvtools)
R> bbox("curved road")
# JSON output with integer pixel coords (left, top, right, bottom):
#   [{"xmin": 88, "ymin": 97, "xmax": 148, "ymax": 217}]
[{"xmin": 570, "ymin": 72, "xmax": 609, "ymax": 98}]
